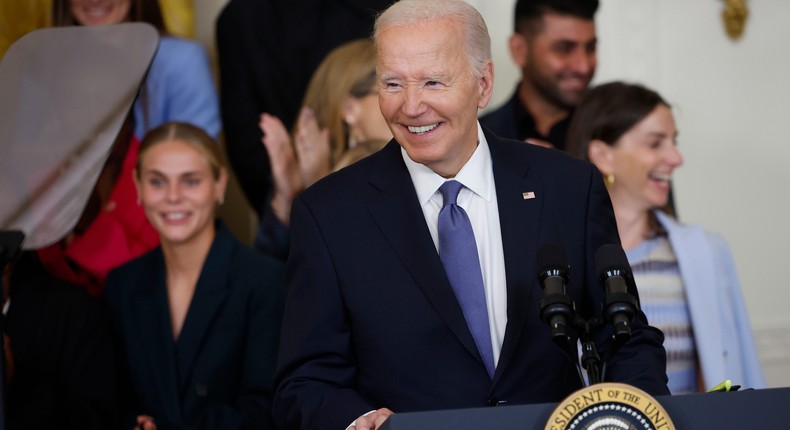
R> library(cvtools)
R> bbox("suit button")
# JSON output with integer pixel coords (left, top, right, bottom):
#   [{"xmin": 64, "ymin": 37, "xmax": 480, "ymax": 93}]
[
  {"xmin": 487, "ymin": 397, "xmax": 499, "ymax": 406},
  {"xmin": 195, "ymin": 384, "xmax": 208, "ymax": 397}
]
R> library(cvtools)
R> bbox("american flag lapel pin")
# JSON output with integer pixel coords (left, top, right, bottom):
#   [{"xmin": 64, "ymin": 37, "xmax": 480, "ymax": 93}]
[{"xmin": 522, "ymin": 191, "xmax": 536, "ymax": 200}]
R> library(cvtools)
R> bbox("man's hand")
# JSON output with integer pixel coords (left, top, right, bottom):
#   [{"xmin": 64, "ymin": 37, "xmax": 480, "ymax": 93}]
[
  {"xmin": 351, "ymin": 408, "xmax": 394, "ymax": 430},
  {"xmin": 134, "ymin": 415, "xmax": 156, "ymax": 430}
]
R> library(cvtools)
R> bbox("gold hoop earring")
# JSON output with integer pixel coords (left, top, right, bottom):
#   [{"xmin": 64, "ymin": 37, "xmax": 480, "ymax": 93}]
[{"xmin": 605, "ymin": 173, "xmax": 615, "ymax": 187}]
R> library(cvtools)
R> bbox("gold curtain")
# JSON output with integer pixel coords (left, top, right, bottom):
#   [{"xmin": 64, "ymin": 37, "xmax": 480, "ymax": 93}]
[
  {"xmin": 160, "ymin": 0, "xmax": 194, "ymax": 38},
  {"xmin": 0, "ymin": 0, "xmax": 194, "ymax": 59},
  {"xmin": 0, "ymin": 0, "xmax": 52, "ymax": 59}
]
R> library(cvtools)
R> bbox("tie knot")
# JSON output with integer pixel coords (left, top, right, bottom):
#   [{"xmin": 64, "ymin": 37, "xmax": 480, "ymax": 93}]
[{"xmin": 439, "ymin": 180, "xmax": 464, "ymax": 207}]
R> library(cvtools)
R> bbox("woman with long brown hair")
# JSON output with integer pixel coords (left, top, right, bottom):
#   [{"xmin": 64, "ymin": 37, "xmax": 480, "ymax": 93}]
[{"xmin": 566, "ymin": 81, "xmax": 764, "ymax": 394}]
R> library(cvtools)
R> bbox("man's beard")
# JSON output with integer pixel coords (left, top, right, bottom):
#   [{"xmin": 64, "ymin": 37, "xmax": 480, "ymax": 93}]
[{"xmin": 526, "ymin": 65, "xmax": 590, "ymax": 111}]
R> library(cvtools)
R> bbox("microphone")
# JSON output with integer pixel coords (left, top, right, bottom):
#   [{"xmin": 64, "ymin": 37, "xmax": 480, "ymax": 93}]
[
  {"xmin": 595, "ymin": 244, "xmax": 639, "ymax": 344},
  {"xmin": 537, "ymin": 242, "xmax": 574, "ymax": 343}
]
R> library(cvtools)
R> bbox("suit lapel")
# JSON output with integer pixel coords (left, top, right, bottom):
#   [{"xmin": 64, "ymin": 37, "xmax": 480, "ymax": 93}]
[
  {"xmin": 366, "ymin": 142, "xmax": 482, "ymax": 366},
  {"xmin": 486, "ymin": 133, "xmax": 544, "ymax": 384},
  {"xmin": 132, "ymin": 251, "xmax": 182, "ymax": 421},
  {"xmin": 175, "ymin": 225, "xmax": 232, "ymax": 389}
]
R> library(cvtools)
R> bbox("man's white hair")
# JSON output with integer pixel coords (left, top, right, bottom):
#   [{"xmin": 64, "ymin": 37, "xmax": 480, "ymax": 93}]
[{"xmin": 373, "ymin": 0, "xmax": 492, "ymax": 79}]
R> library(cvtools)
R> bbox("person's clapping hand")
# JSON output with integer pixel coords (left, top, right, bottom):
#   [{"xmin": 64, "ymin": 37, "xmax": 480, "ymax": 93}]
[
  {"xmin": 293, "ymin": 107, "xmax": 331, "ymax": 187},
  {"xmin": 260, "ymin": 113, "xmax": 304, "ymax": 225},
  {"xmin": 260, "ymin": 108, "xmax": 332, "ymax": 224}
]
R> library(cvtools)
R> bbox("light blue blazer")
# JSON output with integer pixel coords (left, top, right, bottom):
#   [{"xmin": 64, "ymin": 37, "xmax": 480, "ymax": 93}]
[
  {"xmin": 133, "ymin": 36, "xmax": 221, "ymax": 139},
  {"xmin": 656, "ymin": 210, "xmax": 765, "ymax": 390}
]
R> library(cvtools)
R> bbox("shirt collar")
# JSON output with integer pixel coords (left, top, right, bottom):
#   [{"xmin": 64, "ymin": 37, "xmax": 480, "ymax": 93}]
[
  {"xmin": 512, "ymin": 84, "xmax": 572, "ymax": 150},
  {"xmin": 402, "ymin": 121, "xmax": 493, "ymax": 205}
]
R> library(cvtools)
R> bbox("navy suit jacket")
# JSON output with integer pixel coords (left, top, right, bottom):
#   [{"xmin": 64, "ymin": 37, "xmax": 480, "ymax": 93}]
[
  {"xmin": 105, "ymin": 223, "xmax": 285, "ymax": 429},
  {"xmin": 273, "ymin": 130, "xmax": 669, "ymax": 430}
]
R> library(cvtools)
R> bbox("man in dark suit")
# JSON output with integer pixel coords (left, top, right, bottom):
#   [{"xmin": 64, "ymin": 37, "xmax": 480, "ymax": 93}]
[
  {"xmin": 273, "ymin": 1, "xmax": 669, "ymax": 429},
  {"xmin": 480, "ymin": 0, "xmax": 598, "ymax": 150}
]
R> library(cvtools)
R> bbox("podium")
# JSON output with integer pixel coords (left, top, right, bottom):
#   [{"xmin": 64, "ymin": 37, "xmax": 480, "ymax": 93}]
[{"xmin": 380, "ymin": 387, "xmax": 790, "ymax": 429}]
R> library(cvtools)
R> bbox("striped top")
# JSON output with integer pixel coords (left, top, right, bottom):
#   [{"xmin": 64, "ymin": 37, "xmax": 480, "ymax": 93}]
[{"xmin": 627, "ymin": 236, "xmax": 699, "ymax": 394}]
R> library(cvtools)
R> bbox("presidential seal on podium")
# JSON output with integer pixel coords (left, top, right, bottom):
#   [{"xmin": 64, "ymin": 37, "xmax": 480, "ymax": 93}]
[{"xmin": 545, "ymin": 383, "xmax": 675, "ymax": 430}]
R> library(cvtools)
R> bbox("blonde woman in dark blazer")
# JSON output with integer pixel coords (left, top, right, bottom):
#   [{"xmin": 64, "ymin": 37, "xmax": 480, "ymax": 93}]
[{"xmin": 105, "ymin": 122, "xmax": 284, "ymax": 430}]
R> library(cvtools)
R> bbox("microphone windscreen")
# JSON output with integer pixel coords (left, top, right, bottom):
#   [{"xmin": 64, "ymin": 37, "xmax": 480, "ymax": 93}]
[
  {"xmin": 594, "ymin": 243, "xmax": 630, "ymax": 275},
  {"xmin": 537, "ymin": 242, "xmax": 569, "ymax": 273}
]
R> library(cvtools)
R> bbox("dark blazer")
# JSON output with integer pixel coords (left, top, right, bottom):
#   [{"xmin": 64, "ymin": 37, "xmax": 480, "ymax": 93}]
[
  {"xmin": 6, "ymin": 253, "xmax": 119, "ymax": 430},
  {"xmin": 105, "ymin": 223, "xmax": 285, "ymax": 430},
  {"xmin": 273, "ymin": 129, "xmax": 669, "ymax": 430}
]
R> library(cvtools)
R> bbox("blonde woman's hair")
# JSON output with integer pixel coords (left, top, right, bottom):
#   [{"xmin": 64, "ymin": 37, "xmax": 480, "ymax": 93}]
[
  {"xmin": 300, "ymin": 38, "xmax": 377, "ymax": 165},
  {"xmin": 373, "ymin": 0, "xmax": 491, "ymax": 79},
  {"xmin": 136, "ymin": 121, "xmax": 225, "ymax": 180}
]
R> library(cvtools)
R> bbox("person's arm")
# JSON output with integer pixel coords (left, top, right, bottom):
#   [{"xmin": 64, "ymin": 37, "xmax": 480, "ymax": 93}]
[
  {"xmin": 160, "ymin": 40, "xmax": 222, "ymax": 138},
  {"xmin": 254, "ymin": 109, "xmax": 333, "ymax": 260},
  {"xmin": 253, "ymin": 199, "xmax": 291, "ymax": 261},
  {"xmin": 273, "ymin": 194, "xmax": 376, "ymax": 430}
]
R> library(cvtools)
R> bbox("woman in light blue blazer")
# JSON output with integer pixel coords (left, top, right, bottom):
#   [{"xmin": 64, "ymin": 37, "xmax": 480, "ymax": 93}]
[{"xmin": 566, "ymin": 81, "xmax": 764, "ymax": 394}]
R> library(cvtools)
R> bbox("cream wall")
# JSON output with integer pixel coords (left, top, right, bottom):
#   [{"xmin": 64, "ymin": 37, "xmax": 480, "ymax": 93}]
[
  {"xmin": 195, "ymin": 0, "xmax": 790, "ymax": 388},
  {"xmin": 194, "ymin": 0, "xmax": 225, "ymax": 56}
]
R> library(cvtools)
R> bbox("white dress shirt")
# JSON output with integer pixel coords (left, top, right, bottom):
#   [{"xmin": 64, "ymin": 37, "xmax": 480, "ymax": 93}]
[{"xmin": 401, "ymin": 121, "xmax": 508, "ymax": 366}]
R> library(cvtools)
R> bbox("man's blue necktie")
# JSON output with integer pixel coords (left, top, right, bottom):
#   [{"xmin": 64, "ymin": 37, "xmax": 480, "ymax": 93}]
[{"xmin": 438, "ymin": 180, "xmax": 495, "ymax": 379}]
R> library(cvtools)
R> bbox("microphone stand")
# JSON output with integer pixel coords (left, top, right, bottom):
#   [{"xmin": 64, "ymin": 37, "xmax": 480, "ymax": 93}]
[
  {"xmin": 0, "ymin": 230, "xmax": 24, "ymax": 430},
  {"xmin": 575, "ymin": 316, "xmax": 603, "ymax": 385},
  {"xmin": 547, "ymin": 301, "xmax": 634, "ymax": 387},
  {"xmin": 574, "ymin": 314, "xmax": 629, "ymax": 386},
  {"xmin": 539, "ymin": 243, "xmax": 639, "ymax": 388},
  {"xmin": 570, "ymin": 308, "xmax": 634, "ymax": 386}
]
